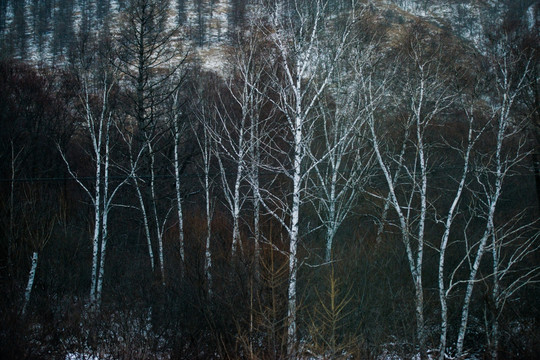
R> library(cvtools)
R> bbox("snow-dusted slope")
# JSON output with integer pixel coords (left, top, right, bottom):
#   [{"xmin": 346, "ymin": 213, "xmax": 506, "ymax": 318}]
[
  {"xmin": 382, "ymin": 0, "xmax": 508, "ymax": 51},
  {"xmin": 0, "ymin": 0, "xmax": 535, "ymax": 66},
  {"xmin": 0, "ymin": 0, "xmax": 234, "ymax": 65}
]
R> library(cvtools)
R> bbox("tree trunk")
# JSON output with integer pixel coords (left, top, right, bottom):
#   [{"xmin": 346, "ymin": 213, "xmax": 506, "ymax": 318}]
[
  {"xmin": 204, "ymin": 159, "xmax": 212, "ymax": 295},
  {"xmin": 174, "ymin": 121, "xmax": 185, "ymax": 268},
  {"xmin": 90, "ymin": 150, "xmax": 102, "ymax": 303},
  {"xmin": 22, "ymin": 252, "xmax": 38, "ymax": 316},
  {"xmin": 287, "ymin": 115, "xmax": 303, "ymax": 356},
  {"xmin": 149, "ymin": 145, "xmax": 166, "ymax": 286}
]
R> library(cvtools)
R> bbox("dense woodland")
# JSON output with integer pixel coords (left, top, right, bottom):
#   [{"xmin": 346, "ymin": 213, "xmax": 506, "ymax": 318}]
[{"xmin": 1, "ymin": 0, "xmax": 539, "ymax": 359}]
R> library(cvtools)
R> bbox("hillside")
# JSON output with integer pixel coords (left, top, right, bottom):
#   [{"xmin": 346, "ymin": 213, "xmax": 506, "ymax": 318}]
[{"xmin": 1, "ymin": 0, "xmax": 537, "ymax": 64}]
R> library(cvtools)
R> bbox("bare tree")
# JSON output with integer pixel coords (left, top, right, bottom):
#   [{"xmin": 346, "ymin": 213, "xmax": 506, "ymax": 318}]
[
  {"xmin": 193, "ymin": 93, "xmax": 218, "ymax": 295},
  {"xmin": 20, "ymin": 185, "xmax": 58, "ymax": 316},
  {"xmin": 436, "ymin": 101, "xmax": 482, "ymax": 359},
  {"xmin": 366, "ymin": 32, "xmax": 454, "ymax": 357},
  {"xmin": 251, "ymin": 0, "xmax": 354, "ymax": 353},
  {"xmin": 171, "ymin": 89, "xmax": 188, "ymax": 271},
  {"xmin": 205, "ymin": 30, "xmax": 273, "ymax": 262},
  {"xmin": 455, "ymin": 49, "xmax": 534, "ymax": 357},
  {"xmin": 309, "ymin": 41, "xmax": 375, "ymax": 263},
  {"xmin": 58, "ymin": 62, "xmax": 131, "ymax": 307},
  {"xmin": 209, "ymin": 86, "xmax": 249, "ymax": 259},
  {"xmin": 484, "ymin": 212, "xmax": 540, "ymax": 359}
]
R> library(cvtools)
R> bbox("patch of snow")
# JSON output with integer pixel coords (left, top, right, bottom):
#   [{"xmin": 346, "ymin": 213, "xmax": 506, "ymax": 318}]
[
  {"xmin": 198, "ymin": 46, "xmax": 229, "ymax": 76},
  {"xmin": 65, "ymin": 353, "xmax": 105, "ymax": 360}
]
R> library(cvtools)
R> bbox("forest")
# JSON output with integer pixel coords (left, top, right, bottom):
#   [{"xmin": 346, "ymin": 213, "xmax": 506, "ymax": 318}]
[{"xmin": 0, "ymin": 0, "xmax": 539, "ymax": 359}]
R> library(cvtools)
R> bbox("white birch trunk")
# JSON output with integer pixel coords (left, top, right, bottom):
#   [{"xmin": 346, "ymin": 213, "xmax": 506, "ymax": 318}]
[
  {"xmin": 132, "ymin": 152, "xmax": 155, "ymax": 273},
  {"xmin": 174, "ymin": 120, "xmax": 185, "ymax": 267},
  {"xmin": 253, "ymin": 184, "xmax": 261, "ymax": 278},
  {"xmin": 248, "ymin": 107, "xmax": 261, "ymax": 279},
  {"xmin": 287, "ymin": 125, "xmax": 302, "ymax": 354},
  {"xmin": 149, "ymin": 143, "xmax": 166, "ymax": 285},
  {"xmin": 456, "ymin": 219, "xmax": 494, "ymax": 354},
  {"xmin": 437, "ymin": 119, "xmax": 474, "ymax": 360},
  {"xmin": 368, "ymin": 93, "xmax": 427, "ymax": 355},
  {"xmin": 212, "ymin": 100, "xmax": 246, "ymax": 259},
  {"xmin": 315, "ymin": 117, "xmax": 365, "ymax": 265},
  {"xmin": 22, "ymin": 252, "xmax": 38, "ymax": 316},
  {"xmin": 96, "ymin": 214, "xmax": 108, "ymax": 306},
  {"xmin": 324, "ymin": 166, "xmax": 338, "ymax": 263},
  {"xmin": 415, "ymin": 78, "xmax": 427, "ymax": 356},
  {"xmin": 204, "ymin": 141, "xmax": 213, "ymax": 295},
  {"xmin": 23, "ymin": 0, "xmax": 33, "ymax": 59},
  {"xmin": 375, "ymin": 130, "xmax": 409, "ymax": 244},
  {"xmin": 59, "ymin": 70, "xmax": 129, "ymax": 309},
  {"xmin": 231, "ymin": 157, "xmax": 243, "ymax": 257},
  {"xmin": 89, "ymin": 92, "xmax": 104, "ymax": 304},
  {"xmin": 456, "ymin": 94, "xmax": 507, "ymax": 356},
  {"xmin": 253, "ymin": 1, "xmax": 353, "ymax": 354},
  {"xmin": 96, "ymin": 116, "xmax": 111, "ymax": 305},
  {"xmin": 9, "ymin": 144, "xmax": 14, "ymax": 269}
]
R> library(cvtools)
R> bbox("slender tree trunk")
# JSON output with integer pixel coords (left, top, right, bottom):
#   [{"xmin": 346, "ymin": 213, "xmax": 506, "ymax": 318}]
[
  {"xmin": 438, "ymin": 122, "xmax": 473, "ymax": 360},
  {"xmin": 174, "ymin": 120, "xmax": 185, "ymax": 268},
  {"xmin": 325, "ymin": 226, "xmax": 336, "ymax": 263},
  {"xmin": 490, "ymin": 232, "xmax": 500, "ymax": 360},
  {"xmin": 456, "ymin": 225, "xmax": 491, "ymax": 354},
  {"xmin": 134, "ymin": 170, "xmax": 155, "ymax": 273},
  {"xmin": 96, "ymin": 219, "xmax": 108, "ymax": 307},
  {"xmin": 22, "ymin": 252, "xmax": 38, "ymax": 316},
  {"xmin": 456, "ymin": 167, "xmax": 501, "ymax": 355},
  {"xmin": 376, "ymin": 131, "xmax": 408, "ymax": 244},
  {"xmin": 96, "ymin": 120, "xmax": 111, "ymax": 306},
  {"xmin": 370, "ymin": 110, "xmax": 427, "ymax": 356},
  {"xmin": 149, "ymin": 143, "xmax": 166, "ymax": 285},
  {"xmin": 204, "ymin": 157, "xmax": 212, "ymax": 295},
  {"xmin": 457, "ymin": 95, "xmax": 506, "ymax": 356},
  {"xmin": 250, "ymin": 119, "xmax": 261, "ymax": 280},
  {"xmin": 231, "ymin": 159, "xmax": 243, "ymax": 257},
  {"xmin": 416, "ymin": 83, "xmax": 427, "ymax": 358},
  {"xmin": 324, "ymin": 171, "xmax": 337, "ymax": 263},
  {"xmin": 287, "ymin": 114, "xmax": 303, "ymax": 356},
  {"xmin": 415, "ymin": 276, "xmax": 426, "ymax": 357},
  {"xmin": 90, "ymin": 149, "xmax": 102, "ymax": 303},
  {"xmin": 253, "ymin": 189, "xmax": 261, "ymax": 280}
]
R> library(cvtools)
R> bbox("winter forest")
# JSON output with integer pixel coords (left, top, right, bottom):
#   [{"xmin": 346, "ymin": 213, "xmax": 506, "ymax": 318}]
[{"xmin": 0, "ymin": 0, "xmax": 539, "ymax": 359}]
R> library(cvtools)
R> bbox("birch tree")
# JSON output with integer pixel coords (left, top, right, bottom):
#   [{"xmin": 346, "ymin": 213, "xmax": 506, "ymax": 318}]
[
  {"xmin": 483, "ymin": 212, "xmax": 540, "ymax": 359},
  {"xmin": 455, "ymin": 50, "xmax": 533, "ymax": 357},
  {"xmin": 309, "ymin": 42, "xmax": 375, "ymax": 263},
  {"xmin": 20, "ymin": 185, "xmax": 58, "ymax": 316},
  {"xmin": 252, "ymin": 0, "xmax": 354, "ymax": 353},
  {"xmin": 171, "ymin": 89, "xmax": 188, "ymax": 271},
  {"xmin": 197, "ymin": 122, "xmax": 215, "ymax": 296},
  {"xmin": 366, "ymin": 33, "xmax": 454, "ymax": 356},
  {"xmin": 436, "ymin": 101, "xmax": 482, "ymax": 359},
  {"xmin": 206, "ymin": 30, "xmax": 271, "ymax": 261},
  {"xmin": 210, "ymin": 85, "xmax": 249, "ymax": 259},
  {"xmin": 58, "ymin": 63, "xmax": 131, "ymax": 307},
  {"xmin": 193, "ymin": 89, "xmax": 218, "ymax": 295},
  {"xmin": 236, "ymin": 27, "xmax": 275, "ymax": 279}
]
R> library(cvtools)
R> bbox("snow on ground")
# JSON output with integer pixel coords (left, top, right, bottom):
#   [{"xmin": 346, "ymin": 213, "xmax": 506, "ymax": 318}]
[
  {"xmin": 65, "ymin": 353, "xmax": 105, "ymax": 360},
  {"xmin": 198, "ymin": 45, "xmax": 231, "ymax": 77}
]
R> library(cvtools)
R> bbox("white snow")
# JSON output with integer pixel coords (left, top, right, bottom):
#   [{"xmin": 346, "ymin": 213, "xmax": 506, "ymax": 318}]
[{"xmin": 65, "ymin": 353, "xmax": 105, "ymax": 360}]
